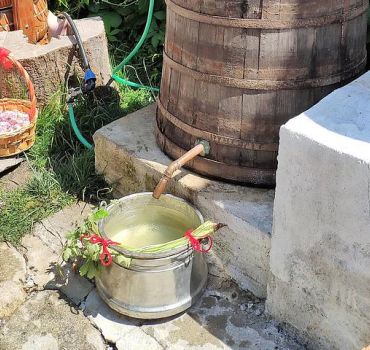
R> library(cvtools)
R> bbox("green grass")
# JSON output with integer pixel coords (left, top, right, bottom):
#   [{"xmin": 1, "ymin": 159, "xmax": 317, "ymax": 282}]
[
  {"xmin": 0, "ymin": 170, "xmax": 73, "ymax": 244},
  {"xmin": 0, "ymin": 84, "xmax": 154, "ymax": 244}
]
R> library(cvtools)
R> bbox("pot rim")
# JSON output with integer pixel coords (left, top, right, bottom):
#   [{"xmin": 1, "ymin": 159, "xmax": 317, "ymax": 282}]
[{"xmin": 99, "ymin": 192, "xmax": 204, "ymax": 259}]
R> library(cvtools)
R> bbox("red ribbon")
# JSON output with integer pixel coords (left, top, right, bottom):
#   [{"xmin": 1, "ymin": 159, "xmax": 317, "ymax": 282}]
[
  {"xmin": 80, "ymin": 234, "xmax": 119, "ymax": 266},
  {"xmin": 184, "ymin": 230, "xmax": 213, "ymax": 253},
  {"xmin": 0, "ymin": 48, "xmax": 13, "ymax": 70}
]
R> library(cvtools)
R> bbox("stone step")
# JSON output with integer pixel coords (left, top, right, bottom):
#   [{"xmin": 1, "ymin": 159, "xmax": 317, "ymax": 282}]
[{"xmin": 94, "ymin": 103, "xmax": 274, "ymax": 298}]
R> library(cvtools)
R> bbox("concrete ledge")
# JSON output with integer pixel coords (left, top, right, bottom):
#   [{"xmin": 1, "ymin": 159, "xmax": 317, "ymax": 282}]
[
  {"xmin": 267, "ymin": 72, "xmax": 370, "ymax": 349},
  {"xmin": 0, "ymin": 17, "xmax": 111, "ymax": 105},
  {"xmin": 94, "ymin": 104, "xmax": 274, "ymax": 298}
]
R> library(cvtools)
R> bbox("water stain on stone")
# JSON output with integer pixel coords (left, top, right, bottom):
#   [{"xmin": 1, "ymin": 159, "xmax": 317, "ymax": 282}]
[
  {"xmin": 239, "ymin": 339, "xmax": 251, "ymax": 348},
  {"xmin": 230, "ymin": 314, "xmax": 246, "ymax": 328},
  {"xmin": 200, "ymin": 296, "xmax": 216, "ymax": 309},
  {"xmin": 206, "ymin": 315, "xmax": 235, "ymax": 346},
  {"xmin": 166, "ymin": 316, "xmax": 224, "ymax": 349}
]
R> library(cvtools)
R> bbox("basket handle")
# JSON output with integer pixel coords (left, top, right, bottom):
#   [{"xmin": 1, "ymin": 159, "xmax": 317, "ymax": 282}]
[{"xmin": 0, "ymin": 49, "xmax": 37, "ymax": 123}]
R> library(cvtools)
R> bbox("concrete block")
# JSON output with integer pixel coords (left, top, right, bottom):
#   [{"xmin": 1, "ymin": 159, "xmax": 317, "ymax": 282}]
[
  {"xmin": 267, "ymin": 72, "xmax": 370, "ymax": 349},
  {"xmin": 94, "ymin": 104, "xmax": 274, "ymax": 298},
  {"xmin": 0, "ymin": 17, "xmax": 111, "ymax": 105}
]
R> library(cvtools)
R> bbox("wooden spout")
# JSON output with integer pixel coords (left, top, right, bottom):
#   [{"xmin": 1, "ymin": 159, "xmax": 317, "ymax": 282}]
[{"xmin": 153, "ymin": 142, "xmax": 208, "ymax": 199}]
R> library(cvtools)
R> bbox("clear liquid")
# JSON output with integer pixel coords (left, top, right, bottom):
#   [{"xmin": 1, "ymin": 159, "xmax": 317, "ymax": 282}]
[{"xmin": 108, "ymin": 206, "xmax": 192, "ymax": 249}]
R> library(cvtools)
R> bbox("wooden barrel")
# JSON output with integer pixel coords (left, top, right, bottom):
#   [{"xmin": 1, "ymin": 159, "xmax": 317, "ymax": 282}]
[
  {"xmin": 13, "ymin": 0, "xmax": 49, "ymax": 44},
  {"xmin": 156, "ymin": 0, "xmax": 368, "ymax": 186},
  {"xmin": 0, "ymin": 7, "xmax": 13, "ymax": 32}
]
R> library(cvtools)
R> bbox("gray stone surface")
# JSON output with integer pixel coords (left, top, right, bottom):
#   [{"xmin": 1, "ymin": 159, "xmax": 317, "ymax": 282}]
[
  {"xmin": 267, "ymin": 72, "xmax": 370, "ymax": 350},
  {"xmin": 94, "ymin": 103, "xmax": 273, "ymax": 297},
  {"xmin": 0, "ymin": 243, "xmax": 26, "ymax": 284},
  {"xmin": 0, "ymin": 291, "xmax": 105, "ymax": 350},
  {"xmin": 0, "ymin": 243, "xmax": 27, "ymax": 318},
  {"xmin": 0, "ymin": 158, "xmax": 23, "ymax": 175},
  {"xmin": 21, "ymin": 234, "xmax": 59, "ymax": 290},
  {"xmin": 0, "ymin": 281, "xmax": 26, "ymax": 319},
  {"xmin": 116, "ymin": 328, "xmax": 163, "ymax": 350},
  {"xmin": 0, "ymin": 162, "xmax": 32, "ymax": 192},
  {"xmin": 33, "ymin": 202, "xmax": 93, "ymax": 254},
  {"xmin": 84, "ymin": 289, "xmax": 140, "ymax": 343},
  {"xmin": 21, "ymin": 231, "xmax": 93, "ymax": 304},
  {"xmin": 57, "ymin": 263, "xmax": 94, "ymax": 305},
  {"xmin": 82, "ymin": 273, "xmax": 303, "ymax": 350},
  {"xmin": 0, "ymin": 17, "xmax": 111, "ymax": 105},
  {"xmin": 140, "ymin": 276, "xmax": 304, "ymax": 350}
]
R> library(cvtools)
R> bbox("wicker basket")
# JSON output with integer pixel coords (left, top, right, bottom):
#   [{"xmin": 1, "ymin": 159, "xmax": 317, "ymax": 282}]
[{"xmin": 0, "ymin": 54, "xmax": 37, "ymax": 157}]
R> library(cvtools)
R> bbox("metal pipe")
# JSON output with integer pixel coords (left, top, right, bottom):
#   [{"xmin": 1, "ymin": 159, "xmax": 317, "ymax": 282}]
[
  {"xmin": 62, "ymin": 12, "xmax": 90, "ymax": 70},
  {"xmin": 153, "ymin": 143, "xmax": 207, "ymax": 199}
]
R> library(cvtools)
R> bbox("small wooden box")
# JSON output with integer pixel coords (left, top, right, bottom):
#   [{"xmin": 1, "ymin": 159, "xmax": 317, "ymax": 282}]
[
  {"xmin": 0, "ymin": 0, "xmax": 12, "ymax": 9},
  {"xmin": 13, "ymin": 0, "xmax": 49, "ymax": 44},
  {"xmin": 0, "ymin": 7, "xmax": 14, "ymax": 32}
]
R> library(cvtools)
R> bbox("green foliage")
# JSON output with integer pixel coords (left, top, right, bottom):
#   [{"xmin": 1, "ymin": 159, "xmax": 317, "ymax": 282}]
[
  {"xmin": 1, "ymin": 84, "xmax": 153, "ymax": 244},
  {"xmin": 29, "ymin": 85, "xmax": 153, "ymax": 202},
  {"xmin": 62, "ymin": 209, "xmax": 220, "ymax": 280},
  {"xmin": 62, "ymin": 208, "xmax": 109, "ymax": 279},
  {"xmin": 1, "ymin": 0, "xmax": 158, "ymax": 245},
  {"xmin": 63, "ymin": 208, "xmax": 131, "ymax": 279},
  {"xmin": 0, "ymin": 170, "xmax": 73, "ymax": 244}
]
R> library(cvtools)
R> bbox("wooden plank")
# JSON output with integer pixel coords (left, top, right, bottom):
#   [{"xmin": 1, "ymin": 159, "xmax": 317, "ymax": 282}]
[
  {"xmin": 196, "ymin": 22, "xmax": 225, "ymax": 76},
  {"xmin": 223, "ymin": 27, "xmax": 248, "ymax": 79},
  {"xmin": 0, "ymin": 8, "xmax": 13, "ymax": 32},
  {"xmin": 166, "ymin": 11, "xmax": 182, "ymax": 117}
]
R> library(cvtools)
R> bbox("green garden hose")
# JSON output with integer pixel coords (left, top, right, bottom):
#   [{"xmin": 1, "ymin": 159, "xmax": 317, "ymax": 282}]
[
  {"xmin": 110, "ymin": 0, "xmax": 159, "ymax": 92},
  {"xmin": 68, "ymin": 0, "xmax": 159, "ymax": 149},
  {"xmin": 68, "ymin": 103, "xmax": 93, "ymax": 149}
]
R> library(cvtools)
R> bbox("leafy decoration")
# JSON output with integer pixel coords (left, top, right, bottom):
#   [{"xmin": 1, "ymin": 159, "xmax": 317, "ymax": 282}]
[{"xmin": 63, "ymin": 205, "xmax": 223, "ymax": 280}]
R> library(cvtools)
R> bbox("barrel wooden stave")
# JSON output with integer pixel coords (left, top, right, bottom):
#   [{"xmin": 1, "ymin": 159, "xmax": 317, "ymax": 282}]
[{"xmin": 157, "ymin": 0, "xmax": 368, "ymax": 185}]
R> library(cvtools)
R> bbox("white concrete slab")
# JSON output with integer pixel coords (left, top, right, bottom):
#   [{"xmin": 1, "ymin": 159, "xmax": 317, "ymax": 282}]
[{"xmin": 267, "ymin": 72, "xmax": 370, "ymax": 350}]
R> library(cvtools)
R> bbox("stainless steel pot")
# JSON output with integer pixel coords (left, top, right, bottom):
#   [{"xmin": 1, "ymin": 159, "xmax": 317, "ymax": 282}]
[{"xmin": 96, "ymin": 192, "xmax": 207, "ymax": 319}]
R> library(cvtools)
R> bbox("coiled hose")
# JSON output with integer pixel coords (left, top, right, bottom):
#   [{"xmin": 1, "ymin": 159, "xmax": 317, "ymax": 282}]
[{"xmin": 65, "ymin": 0, "xmax": 158, "ymax": 149}]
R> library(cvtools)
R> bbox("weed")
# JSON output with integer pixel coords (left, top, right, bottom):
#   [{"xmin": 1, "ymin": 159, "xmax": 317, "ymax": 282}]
[
  {"xmin": 0, "ymin": 169, "xmax": 73, "ymax": 244},
  {"xmin": 1, "ymin": 84, "xmax": 153, "ymax": 244}
]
